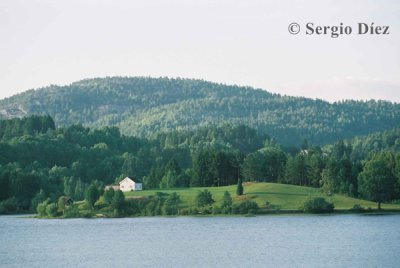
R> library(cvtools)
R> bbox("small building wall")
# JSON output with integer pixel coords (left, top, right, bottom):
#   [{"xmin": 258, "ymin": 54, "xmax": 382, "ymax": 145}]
[
  {"xmin": 135, "ymin": 183, "xmax": 143, "ymax": 191},
  {"xmin": 120, "ymin": 180, "xmax": 135, "ymax": 192}
]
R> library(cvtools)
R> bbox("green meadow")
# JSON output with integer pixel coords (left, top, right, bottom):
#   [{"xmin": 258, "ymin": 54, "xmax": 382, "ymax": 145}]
[{"xmin": 125, "ymin": 182, "xmax": 400, "ymax": 211}]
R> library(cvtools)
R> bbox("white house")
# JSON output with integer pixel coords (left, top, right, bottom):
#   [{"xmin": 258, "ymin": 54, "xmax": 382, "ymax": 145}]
[{"xmin": 119, "ymin": 177, "xmax": 142, "ymax": 192}]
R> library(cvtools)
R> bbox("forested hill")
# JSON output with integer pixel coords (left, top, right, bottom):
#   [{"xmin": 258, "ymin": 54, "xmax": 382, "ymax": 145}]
[
  {"xmin": 323, "ymin": 128, "xmax": 400, "ymax": 161},
  {"xmin": 0, "ymin": 77, "xmax": 399, "ymax": 145}
]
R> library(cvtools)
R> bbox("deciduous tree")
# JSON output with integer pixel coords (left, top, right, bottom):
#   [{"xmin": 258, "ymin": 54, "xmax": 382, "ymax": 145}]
[{"xmin": 358, "ymin": 152, "xmax": 396, "ymax": 209}]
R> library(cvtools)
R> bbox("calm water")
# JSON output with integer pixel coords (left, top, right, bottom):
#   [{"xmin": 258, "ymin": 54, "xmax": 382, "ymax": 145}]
[{"xmin": 0, "ymin": 214, "xmax": 399, "ymax": 268}]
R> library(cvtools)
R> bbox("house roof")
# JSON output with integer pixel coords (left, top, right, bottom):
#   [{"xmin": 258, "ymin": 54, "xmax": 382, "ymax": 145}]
[{"xmin": 119, "ymin": 177, "xmax": 135, "ymax": 185}]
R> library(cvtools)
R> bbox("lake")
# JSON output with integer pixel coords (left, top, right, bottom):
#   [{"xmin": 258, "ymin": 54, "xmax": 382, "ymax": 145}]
[{"xmin": 0, "ymin": 214, "xmax": 399, "ymax": 267}]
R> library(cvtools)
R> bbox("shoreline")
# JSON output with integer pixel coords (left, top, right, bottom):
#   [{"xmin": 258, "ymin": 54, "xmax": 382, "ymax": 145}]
[{"xmin": 26, "ymin": 209, "xmax": 400, "ymax": 219}]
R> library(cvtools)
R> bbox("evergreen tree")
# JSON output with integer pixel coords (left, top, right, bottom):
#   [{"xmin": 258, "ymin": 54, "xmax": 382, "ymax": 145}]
[
  {"xmin": 143, "ymin": 168, "xmax": 162, "ymax": 189},
  {"xmin": 308, "ymin": 154, "xmax": 323, "ymax": 187},
  {"xmin": 112, "ymin": 190, "xmax": 125, "ymax": 216},
  {"xmin": 103, "ymin": 188, "xmax": 115, "ymax": 204},
  {"xmin": 121, "ymin": 153, "xmax": 137, "ymax": 178},
  {"xmin": 321, "ymin": 168, "xmax": 335, "ymax": 195},
  {"xmin": 236, "ymin": 178, "xmax": 244, "ymax": 196},
  {"xmin": 320, "ymin": 158, "xmax": 338, "ymax": 194},
  {"xmin": 242, "ymin": 152, "xmax": 264, "ymax": 181},
  {"xmin": 283, "ymin": 156, "xmax": 297, "ymax": 184},
  {"xmin": 294, "ymin": 154, "xmax": 309, "ymax": 186},
  {"xmin": 85, "ymin": 185, "xmax": 99, "ymax": 209}
]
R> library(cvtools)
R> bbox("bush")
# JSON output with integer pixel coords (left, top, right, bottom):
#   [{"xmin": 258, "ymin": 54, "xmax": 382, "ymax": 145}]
[
  {"xmin": 80, "ymin": 211, "xmax": 94, "ymax": 218},
  {"xmin": 179, "ymin": 208, "xmax": 190, "ymax": 215},
  {"xmin": 189, "ymin": 206, "xmax": 212, "ymax": 215},
  {"xmin": 233, "ymin": 200, "xmax": 259, "ymax": 214},
  {"xmin": 78, "ymin": 202, "xmax": 90, "ymax": 210},
  {"xmin": 188, "ymin": 207, "xmax": 199, "ymax": 215},
  {"xmin": 195, "ymin": 190, "xmax": 214, "ymax": 207},
  {"xmin": 221, "ymin": 206, "xmax": 232, "ymax": 214},
  {"xmin": 36, "ymin": 199, "xmax": 50, "ymax": 217},
  {"xmin": 46, "ymin": 203, "xmax": 58, "ymax": 217},
  {"xmin": 94, "ymin": 196, "xmax": 108, "ymax": 210},
  {"xmin": 64, "ymin": 206, "xmax": 80, "ymax": 218},
  {"xmin": 125, "ymin": 198, "xmax": 142, "ymax": 216},
  {"xmin": 144, "ymin": 194, "xmax": 165, "ymax": 216},
  {"xmin": 303, "ymin": 197, "xmax": 334, "ymax": 213},
  {"xmin": 212, "ymin": 206, "xmax": 222, "ymax": 215},
  {"xmin": 264, "ymin": 201, "xmax": 281, "ymax": 211},
  {"xmin": 145, "ymin": 201, "xmax": 160, "ymax": 216},
  {"xmin": 0, "ymin": 197, "xmax": 20, "ymax": 214},
  {"xmin": 162, "ymin": 193, "xmax": 180, "ymax": 216},
  {"xmin": 350, "ymin": 204, "xmax": 365, "ymax": 213},
  {"xmin": 220, "ymin": 191, "xmax": 232, "ymax": 214}
]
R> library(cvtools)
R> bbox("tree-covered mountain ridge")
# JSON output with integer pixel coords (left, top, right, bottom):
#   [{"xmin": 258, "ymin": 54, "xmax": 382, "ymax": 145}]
[{"xmin": 1, "ymin": 76, "xmax": 399, "ymax": 145}]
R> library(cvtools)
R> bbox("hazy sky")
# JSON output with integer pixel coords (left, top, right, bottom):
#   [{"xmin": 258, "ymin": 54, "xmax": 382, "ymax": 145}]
[{"xmin": 0, "ymin": 0, "xmax": 399, "ymax": 102}]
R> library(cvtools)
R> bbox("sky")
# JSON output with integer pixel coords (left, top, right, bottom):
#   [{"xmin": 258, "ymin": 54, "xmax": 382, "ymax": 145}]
[{"xmin": 0, "ymin": 0, "xmax": 399, "ymax": 102}]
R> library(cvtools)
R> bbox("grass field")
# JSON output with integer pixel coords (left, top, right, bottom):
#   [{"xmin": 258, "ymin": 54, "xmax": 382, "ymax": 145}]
[{"xmin": 125, "ymin": 182, "xmax": 400, "ymax": 211}]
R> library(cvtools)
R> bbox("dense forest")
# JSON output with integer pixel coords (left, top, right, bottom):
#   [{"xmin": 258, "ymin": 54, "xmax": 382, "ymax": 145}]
[
  {"xmin": 1, "ymin": 77, "xmax": 399, "ymax": 146},
  {"xmin": 0, "ymin": 115, "xmax": 399, "ymax": 214}
]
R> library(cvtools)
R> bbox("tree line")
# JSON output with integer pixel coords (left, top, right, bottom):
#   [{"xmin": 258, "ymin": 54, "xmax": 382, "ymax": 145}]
[{"xmin": 0, "ymin": 115, "xmax": 399, "ymax": 213}]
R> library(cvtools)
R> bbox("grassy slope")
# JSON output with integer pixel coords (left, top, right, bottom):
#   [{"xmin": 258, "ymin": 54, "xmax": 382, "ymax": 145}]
[{"xmin": 125, "ymin": 182, "xmax": 400, "ymax": 211}]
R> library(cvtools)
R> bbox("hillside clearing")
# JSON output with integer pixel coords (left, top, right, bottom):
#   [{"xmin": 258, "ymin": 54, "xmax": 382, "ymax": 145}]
[{"xmin": 125, "ymin": 182, "xmax": 400, "ymax": 211}]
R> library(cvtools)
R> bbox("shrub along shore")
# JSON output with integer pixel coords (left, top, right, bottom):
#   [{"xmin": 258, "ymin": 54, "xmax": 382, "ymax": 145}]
[{"xmin": 35, "ymin": 183, "xmax": 400, "ymax": 218}]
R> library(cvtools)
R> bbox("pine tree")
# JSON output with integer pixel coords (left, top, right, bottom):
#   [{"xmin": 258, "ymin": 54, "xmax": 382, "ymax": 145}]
[{"xmin": 236, "ymin": 178, "xmax": 243, "ymax": 196}]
